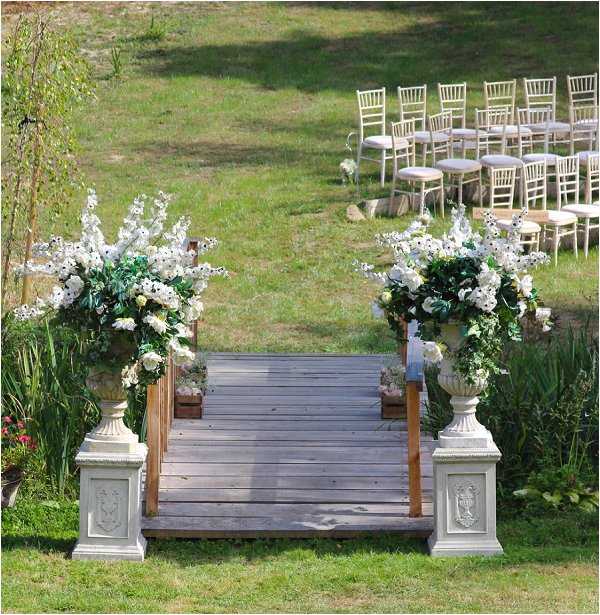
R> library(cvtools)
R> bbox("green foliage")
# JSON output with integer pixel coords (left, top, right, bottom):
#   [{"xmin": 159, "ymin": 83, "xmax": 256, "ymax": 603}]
[
  {"xmin": 424, "ymin": 326, "xmax": 599, "ymax": 503},
  {"xmin": 139, "ymin": 15, "xmax": 167, "ymax": 43},
  {"xmin": 1, "ymin": 14, "xmax": 93, "ymax": 304},
  {"xmin": 1, "ymin": 316, "xmax": 99, "ymax": 494},
  {"xmin": 109, "ymin": 46, "xmax": 123, "ymax": 80},
  {"xmin": 514, "ymin": 467, "xmax": 599, "ymax": 513},
  {"xmin": 1, "ymin": 415, "xmax": 36, "ymax": 473}
]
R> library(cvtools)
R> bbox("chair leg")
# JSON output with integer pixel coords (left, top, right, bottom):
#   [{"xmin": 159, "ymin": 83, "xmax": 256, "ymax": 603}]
[
  {"xmin": 573, "ymin": 223, "xmax": 578, "ymax": 259},
  {"xmin": 554, "ymin": 227, "xmax": 559, "ymax": 267},
  {"xmin": 457, "ymin": 174, "xmax": 463, "ymax": 206},
  {"xmin": 355, "ymin": 144, "xmax": 363, "ymax": 185},
  {"xmin": 584, "ymin": 219, "xmax": 590, "ymax": 258},
  {"xmin": 479, "ymin": 169, "xmax": 483, "ymax": 207},
  {"xmin": 422, "ymin": 144, "xmax": 427, "ymax": 166},
  {"xmin": 389, "ymin": 175, "xmax": 396, "ymax": 209},
  {"xmin": 518, "ymin": 168, "xmax": 524, "ymax": 207},
  {"xmin": 380, "ymin": 150, "xmax": 386, "ymax": 187},
  {"xmin": 419, "ymin": 181, "xmax": 426, "ymax": 217},
  {"xmin": 439, "ymin": 177, "xmax": 444, "ymax": 218}
]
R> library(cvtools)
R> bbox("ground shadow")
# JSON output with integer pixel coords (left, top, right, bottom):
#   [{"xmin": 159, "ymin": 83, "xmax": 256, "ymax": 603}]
[{"xmin": 136, "ymin": 3, "xmax": 597, "ymax": 94}]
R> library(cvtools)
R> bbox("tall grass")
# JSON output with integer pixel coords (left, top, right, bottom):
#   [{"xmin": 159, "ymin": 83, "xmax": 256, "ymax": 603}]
[
  {"xmin": 1, "ymin": 318, "xmax": 99, "ymax": 494},
  {"xmin": 425, "ymin": 326, "xmax": 599, "ymax": 499}
]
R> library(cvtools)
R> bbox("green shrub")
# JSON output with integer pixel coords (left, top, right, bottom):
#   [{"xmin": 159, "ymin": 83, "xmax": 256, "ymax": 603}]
[{"xmin": 424, "ymin": 326, "xmax": 599, "ymax": 503}]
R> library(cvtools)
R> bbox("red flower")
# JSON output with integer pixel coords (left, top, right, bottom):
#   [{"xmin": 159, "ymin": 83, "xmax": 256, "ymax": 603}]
[
  {"xmin": 2, "ymin": 416, "xmax": 12, "ymax": 424},
  {"xmin": 16, "ymin": 421, "xmax": 24, "ymax": 430},
  {"xmin": 18, "ymin": 434, "xmax": 31, "ymax": 444},
  {"xmin": 1, "ymin": 427, "xmax": 9, "ymax": 436}
]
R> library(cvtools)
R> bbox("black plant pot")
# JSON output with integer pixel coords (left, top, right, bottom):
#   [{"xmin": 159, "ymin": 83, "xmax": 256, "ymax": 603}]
[{"xmin": 1, "ymin": 467, "xmax": 24, "ymax": 508}]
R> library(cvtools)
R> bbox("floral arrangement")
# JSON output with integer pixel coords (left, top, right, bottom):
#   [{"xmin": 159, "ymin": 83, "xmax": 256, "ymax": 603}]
[
  {"xmin": 176, "ymin": 352, "xmax": 207, "ymax": 396},
  {"xmin": 1, "ymin": 416, "xmax": 36, "ymax": 474},
  {"xmin": 356, "ymin": 205, "xmax": 552, "ymax": 382},
  {"xmin": 380, "ymin": 361, "xmax": 405, "ymax": 398},
  {"xmin": 14, "ymin": 190, "xmax": 227, "ymax": 388}
]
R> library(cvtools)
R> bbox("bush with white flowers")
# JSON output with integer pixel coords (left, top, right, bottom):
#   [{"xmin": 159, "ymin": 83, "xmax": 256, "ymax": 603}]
[
  {"xmin": 356, "ymin": 205, "xmax": 552, "ymax": 382},
  {"xmin": 14, "ymin": 190, "xmax": 227, "ymax": 388}
]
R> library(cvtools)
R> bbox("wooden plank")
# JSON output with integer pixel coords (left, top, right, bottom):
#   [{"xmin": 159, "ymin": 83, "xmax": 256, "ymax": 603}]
[
  {"xmin": 159, "ymin": 462, "xmax": 433, "ymax": 477},
  {"xmin": 207, "ymin": 376, "xmax": 379, "ymax": 385},
  {"xmin": 145, "ymin": 383, "xmax": 160, "ymax": 516},
  {"xmin": 142, "ymin": 515, "xmax": 433, "ymax": 538},
  {"xmin": 152, "ymin": 501, "xmax": 434, "ymax": 517},
  {"xmin": 169, "ymin": 430, "xmax": 429, "ymax": 442},
  {"xmin": 169, "ymin": 420, "xmax": 406, "ymax": 431},
  {"xmin": 163, "ymin": 445, "xmax": 434, "ymax": 464},
  {"xmin": 472, "ymin": 207, "xmax": 550, "ymax": 222},
  {"xmin": 203, "ymin": 398, "xmax": 382, "ymax": 406},
  {"xmin": 159, "ymin": 475, "xmax": 433, "ymax": 490},
  {"xmin": 205, "ymin": 386, "xmax": 380, "ymax": 397},
  {"xmin": 406, "ymin": 381, "xmax": 423, "ymax": 518},
  {"xmin": 201, "ymin": 406, "xmax": 383, "ymax": 416},
  {"xmin": 158, "ymin": 488, "xmax": 432, "ymax": 503}
]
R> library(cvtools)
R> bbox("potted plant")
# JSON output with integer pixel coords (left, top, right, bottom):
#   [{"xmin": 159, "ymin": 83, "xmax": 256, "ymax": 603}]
[
  {"xmin": 13, "ymin": 190, "xmax": 227, "ymax": 440},
  {"xmin": 1, "ymin": 416, "xmax": 36, "ymax": 508},
  {"xmin": 358, "ymin": 206, "xmax": 552, "ymax": 444},
  {"xmin": 379, "ymin": 360, "xmax": 406, "ymax": 419},
  {"xmin": 175, "ymin": 352, "xmax": 207, "ymax": 418}
]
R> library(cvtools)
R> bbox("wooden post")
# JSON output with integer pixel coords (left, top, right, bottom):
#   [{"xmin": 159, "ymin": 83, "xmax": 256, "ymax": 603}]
[
  {"xmin": 145, "ymin": 383, "xmax": 160, "ymax": 516},
  {"xmin": 406, "ymin": 381, "xmax": 423, "ymax": 517}
]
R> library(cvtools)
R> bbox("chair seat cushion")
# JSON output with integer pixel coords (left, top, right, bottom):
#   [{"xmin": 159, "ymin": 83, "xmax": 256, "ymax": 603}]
[
  {"xmin": 414, "ymin": 130, "xmax": 449, "ymax": 143},
  {"xmin": 546, "ymin": 210, "xmax": 578, "ymax": 225},
  {"xmin": 497, "ymin": 219, "xmax": 541, "ymax": 233},
  {"xmin": 435, "ymin": 158, "xmax": 482, "ymax": 173},
  {"xmin": 562, "ymin": 204, "xmax": 600, "ymax": 218},
  {"xmin": 488, "ymin": 125, "xmax": 532, "ymax": 136},
  {"xmin": 480, "ymin": 154, "xmax": 523, "ymax": 167},
  {"xmin": 396, "ymin": 166, "xmax": 444, "ymax": 181},
  {"xmin": 363, "ymin": 135, "xmax": 394, "ymax": 149},
  {"xmin": 574, "ymin": 120, "xmax": 598, "ymax": 131},
  {"xmin": 578, "ymin": 150, "xmax": 600, "ymax": 166},
  {"xmin": 526, "ymin": 121, "xmax": 571, "ymax": 133},
  {"xmin": 521, "ymin": 153, "xmax": 561, "ymax": 166},
  {"xmin": 450, "ymin": 128, "xmax": 481, "ymax": 138}
]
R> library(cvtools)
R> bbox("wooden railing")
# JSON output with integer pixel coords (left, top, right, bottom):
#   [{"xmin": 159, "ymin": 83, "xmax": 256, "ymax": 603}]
[
  {"xmin": 145, "ymin": 354, "xmax": 175, "ymax": 516},
  {"xmin": 401, "ymin": 319, "xmax": 424, "ymax": 518}
]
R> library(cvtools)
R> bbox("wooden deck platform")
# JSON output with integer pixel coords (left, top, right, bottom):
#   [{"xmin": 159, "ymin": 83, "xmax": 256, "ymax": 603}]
[{"xmin": 142, "ymin": 353, "xmax": 434, "ymax": 538}]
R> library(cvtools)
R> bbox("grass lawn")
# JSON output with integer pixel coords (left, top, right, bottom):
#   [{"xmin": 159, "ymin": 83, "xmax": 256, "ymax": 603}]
[
  {"xmin": 1, "ymin": 3, "xmax": 598, "ymax": 614},
  {"xmin": 2, "ymin": 1, "xmax": 598, "ymax": 351},
  {"xmin": 1, "ymin": 498, "xmax": 598, "ymax": 614}
]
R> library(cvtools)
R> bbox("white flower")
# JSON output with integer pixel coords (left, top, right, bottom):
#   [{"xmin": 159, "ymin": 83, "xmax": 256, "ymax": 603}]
[
  {"xmin": 477, "ymin": 263, "xmax": 501, "ymax": 290},
  {"xmin": 517, "ymin": 301, "xmax": 527, "ymax": 319},
  {"xmin": 143, "ymin": 314, "xmax": 168, "ymax": 334},
  {"xmin": 141, "ymin": 351, "xmax": 163, "ymax": 372},
  {"xmin": 380, "ymin": 290, "xmax": 392, "ymax": 305},
  {"xmin": 457, "ymin": 288, "xmax": 472, "ymax": 302},
  {"xmin": 516, "ymin": 274, "xmax": 533, "ymax": 298},
  {"xmin": 65, "ymin": 275, "xmax": 84, "ymax": 297},
  {"xmin": 112, "ymin": 317, "xmax": 136, "ymax": 331},
  {"xmin": 535, "ymin": 307, "xmax": 552, "ymax": 322},
  {"xmin": 469, "ymin": 288, "xmax": 498, "ymax": 313},
  {"xmin": 121, "ymin": 363, "xmax": 139, "ymax": 388},
  {"xmin": 184, "ymin": 296, "xmax": 204, "ymax": 323},
  {"xmin": 422, "ymin": 296, "xmax": 436, "ymax": 314},
  {"xmin": 174, "ymin": 322, "xmax": 192, "ymax": 338},
  {"xmin": 136, "ymin": 295, "xmax": 147, "ymax": 307},
  {"xmin": 168, "ymin": 338, "xmax": 195, "ymax": 366},
  {"xmin": 422, "ymin": 341, "xmax": 443, "ymax": 364},
  {"xmin": 371, "ymin": 302, "xmax": 385, "ymax": 319}
]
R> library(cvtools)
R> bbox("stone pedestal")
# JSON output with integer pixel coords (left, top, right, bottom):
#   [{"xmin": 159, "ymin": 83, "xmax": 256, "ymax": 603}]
[
  {"xmin": 73, "ymin": 368, "xmax": 148, "ymax": 562},
  {"xmin": 427, "ymin": 323, "xmax": 503, "ymax": 557},
  {"xmin": 427, "ymin": 447, "xmax": 503, "ymax": 557}
]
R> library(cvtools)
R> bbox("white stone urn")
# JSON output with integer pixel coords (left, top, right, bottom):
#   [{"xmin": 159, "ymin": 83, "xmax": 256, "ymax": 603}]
[
  {"xmin": 436, "ymin": 322, "xmax": 493, "ymax": 449},
  {"xmin": 81, "ymin": 367, "xmax": 139, "ymax": 453}
]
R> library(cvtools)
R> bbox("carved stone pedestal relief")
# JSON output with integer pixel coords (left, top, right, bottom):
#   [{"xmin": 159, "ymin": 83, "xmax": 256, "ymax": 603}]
[{"xmin": 72, "ymin": 366, "xmax": 148, "ymax": 562}]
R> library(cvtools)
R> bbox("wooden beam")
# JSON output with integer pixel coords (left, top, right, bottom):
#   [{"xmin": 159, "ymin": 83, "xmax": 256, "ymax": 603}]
[
  {"xmin": 472, "ymin": 207, "xmax": 550, "ymax": 222},
  {"xmin": 406, "ymin": 381, "xmax": 423, "ymax": 518},
  {"xmin": 145, "ymin": 383, "xmax": 160, "ymax": 516}
]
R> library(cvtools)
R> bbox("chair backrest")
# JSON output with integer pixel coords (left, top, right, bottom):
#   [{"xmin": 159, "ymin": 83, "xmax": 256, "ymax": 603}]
[
  {"xmin": 524, "ymin": 77, "xmax": 558, "ymax": 120},
  {"xmin": 517, "ymin": 106, "xmax": 552, "ymax": 152},
  {"xmin": 489, "ymin": 166, "xmax": 517, "ymax": 208},
  {"xmin": 428, "ymin": 110, "xmax": 453, "ymax": 162},
  {"xmin": 438, "ymin": 82, "xmax": 467, "ymax": 128},
  {"xmin": 484, "ymin": 79, "xmax": 517, "ymax": 123},
  {"xmin": 357, "ymin": 88, "xmax": 386, "ymax": 141},
  {"xmin": 523, "ymin": 160, "xmax": 547, "ymax": 210},
  {"xmin": 398, "ymin": 85, "xmax": 427, "ymax": 130},
  {"xmin": 569, "ymin": 104, "xmax": 600, "ymax": 150},
  {"xmin": 567, "ymin": 73, "xmax": 598, "ymax": 107},
  {"xmin": 391, "ymin": 119, "xmax": 416, "ymax": 170},
  {"xmin": 556, "ymin": 155, "xmax": 580, "ymax": 208},
  {"xmin": 475, "ymin": 107, "xmax": 510, "ymax": 157},
  {"xmin": 588, "ymin": 153, "xmax": 600, "ymax": 203}
]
